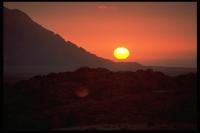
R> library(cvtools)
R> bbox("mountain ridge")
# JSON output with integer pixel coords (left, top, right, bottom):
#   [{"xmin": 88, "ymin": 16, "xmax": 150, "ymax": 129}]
[
  {"xmin": 3, "ymin": 7, "xmax": 142, "ymax": 75},
  {"xmin": 3, "ymin": 7, "xmax": 196, "ymax": 83}
]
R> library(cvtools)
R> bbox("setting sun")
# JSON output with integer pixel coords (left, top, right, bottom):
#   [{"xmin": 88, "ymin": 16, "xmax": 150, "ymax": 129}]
[
  {"xmin": 113, "ymin": 47, "xmax": 130, "ymax": 60},
  {"xmin": 3, "ymin": 2, "xmax": 197, "ymax": 130}
]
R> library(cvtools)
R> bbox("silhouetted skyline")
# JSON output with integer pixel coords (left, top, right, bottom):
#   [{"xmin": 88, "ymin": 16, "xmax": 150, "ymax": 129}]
[{"xmin": 3, "ymin": 3, "xmax": 197, "ymax": 131}]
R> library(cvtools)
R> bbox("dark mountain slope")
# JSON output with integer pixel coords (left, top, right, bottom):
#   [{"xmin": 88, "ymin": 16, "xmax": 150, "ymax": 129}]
[
  {"xmin": 3, "ymin": 7, "xmax": 142, "ymax": 77},
  {"xmin": 3, "ymin": 7, "xmax": 196, "ymax": 83}
]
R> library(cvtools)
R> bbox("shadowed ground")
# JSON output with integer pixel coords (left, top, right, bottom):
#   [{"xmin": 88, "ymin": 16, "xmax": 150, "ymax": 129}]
[{"xmin": 3, "ymin": 67, "xmax": 197, "ymax": 131}]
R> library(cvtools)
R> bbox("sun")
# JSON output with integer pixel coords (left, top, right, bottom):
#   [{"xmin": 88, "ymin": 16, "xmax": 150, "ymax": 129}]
[{"xmin": 113, "ymin": 47, "xmax": 130, "ymax": 60}]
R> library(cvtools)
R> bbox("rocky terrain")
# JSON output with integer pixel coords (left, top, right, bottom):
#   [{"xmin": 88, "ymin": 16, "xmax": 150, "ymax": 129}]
[{"xmin": 3, "ymin": 67, "xmax": 197, "ymax": 131}]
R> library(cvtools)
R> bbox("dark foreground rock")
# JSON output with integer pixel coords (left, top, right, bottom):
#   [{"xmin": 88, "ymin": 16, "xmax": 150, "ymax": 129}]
[{"xmin": 3, "ymin": 67, "xmax": 197, "ymax": 131}]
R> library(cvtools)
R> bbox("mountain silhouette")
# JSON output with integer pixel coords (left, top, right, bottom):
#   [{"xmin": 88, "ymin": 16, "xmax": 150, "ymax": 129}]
[
  {"xmin": 3, "ymin": 7, "xmax": 142, "ymax": 79},
  {"xmin": 3, "ymin": 7, "xmax": 197, "ymax": 131},
  {"xmin": 3, "ymin": 7, "xmax": 196, "ymax": 83}
]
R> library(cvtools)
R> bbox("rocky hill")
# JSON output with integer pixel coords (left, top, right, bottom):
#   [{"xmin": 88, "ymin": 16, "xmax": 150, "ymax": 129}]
[{"xmin": 4, "ymin": 67, "xmax": 197, "ymax": 130}]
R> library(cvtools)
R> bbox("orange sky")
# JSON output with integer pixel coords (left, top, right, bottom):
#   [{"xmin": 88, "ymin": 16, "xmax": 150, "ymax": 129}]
[{"xmin": 4, "ymin": 2, "xmax": 197, "ymax": 67}]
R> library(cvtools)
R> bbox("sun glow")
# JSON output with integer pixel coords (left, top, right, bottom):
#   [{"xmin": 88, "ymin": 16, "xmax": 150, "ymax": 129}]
[{"xmin": 113, "ymin": 47, "xmax": 130, "ymax": 60}]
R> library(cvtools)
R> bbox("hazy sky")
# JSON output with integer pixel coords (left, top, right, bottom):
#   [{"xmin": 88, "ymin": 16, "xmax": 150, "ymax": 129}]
[{"xmin": 4, "ymin": 2, "xmax": 197, "ymax": 67}]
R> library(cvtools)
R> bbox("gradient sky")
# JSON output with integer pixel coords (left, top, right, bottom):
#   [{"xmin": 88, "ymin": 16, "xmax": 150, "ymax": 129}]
[{"xmin": 4, "ymin": 2, "xmax": 197, "ymax": 67}]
